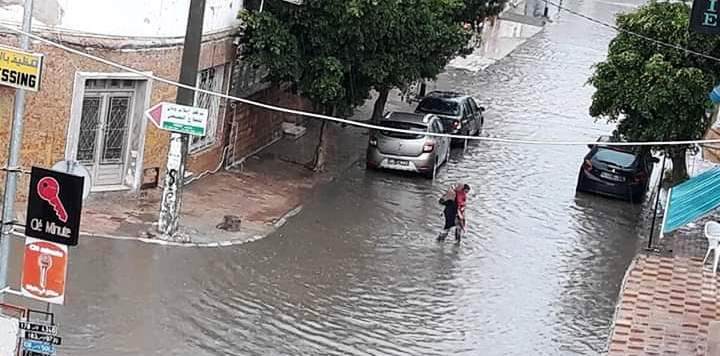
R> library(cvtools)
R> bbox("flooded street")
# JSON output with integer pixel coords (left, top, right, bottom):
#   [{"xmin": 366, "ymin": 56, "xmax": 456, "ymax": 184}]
[{"xmin": 24, "ymin": 0, "xmax": 654, "ymax": 354}]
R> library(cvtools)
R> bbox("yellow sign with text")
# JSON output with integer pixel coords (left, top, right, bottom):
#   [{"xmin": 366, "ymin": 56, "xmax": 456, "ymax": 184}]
[{"xmin": 0, "ymin": 45, "xmax": 43, "ymax": 91}]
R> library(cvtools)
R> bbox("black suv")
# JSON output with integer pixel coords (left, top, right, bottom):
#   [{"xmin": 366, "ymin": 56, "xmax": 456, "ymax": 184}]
[
  {"xmin": 414, "ymin": 91, "xmax": 485, "ymax": 143},
  {"xmin": 576, "ymin": 136, "xmax": 659, "ymax": 203}
]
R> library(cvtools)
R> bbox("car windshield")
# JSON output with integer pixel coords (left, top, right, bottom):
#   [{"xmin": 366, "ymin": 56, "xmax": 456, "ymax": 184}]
[
  {"xmin": 379, "ymin": 120, "xmax": 427, "ymax": 139},
  {"xmin": 417, "ymin": 98, "xmax": 461, "ymax": 116},
  {"xmin": 593, "ymin": 148, "xmax": 637, "ymax": 168}
]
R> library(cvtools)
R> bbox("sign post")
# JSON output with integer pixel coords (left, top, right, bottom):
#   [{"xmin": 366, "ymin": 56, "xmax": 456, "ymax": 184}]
[
  {"xmin": 156, "ymin": 0, "xmax": 206, "ymax": 238},
  {"xmin": 0, "ymin": 0, "xmax": 36, "ymax": 294}
]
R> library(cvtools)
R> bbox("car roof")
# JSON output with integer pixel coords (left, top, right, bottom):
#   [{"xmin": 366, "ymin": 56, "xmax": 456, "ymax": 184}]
[
  {"xmin": 383, "ymin": 111, "xmax": 435, "ymax": 125},
  {"xmin": 593, "ymin": 135, "xmax": 642, "ymax": 155},
  {"xmin": 423, "ymin": 91, "xmax": 468, "ymax": 101}
]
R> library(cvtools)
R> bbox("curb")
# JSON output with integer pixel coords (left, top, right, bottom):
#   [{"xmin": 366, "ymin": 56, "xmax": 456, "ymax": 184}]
[
  {"xmin": 605, "ymin": 255, "xmax": 639, "ymax": 353},
  {"xmin": 273, "ymin": 205, "xmax": 303, "ymax": 229}
]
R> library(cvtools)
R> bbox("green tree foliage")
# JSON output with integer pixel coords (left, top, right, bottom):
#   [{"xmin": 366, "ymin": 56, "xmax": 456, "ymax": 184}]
[
  {"xmin": 366, "ymin": 0, "xmax": 470, "ymax": 121},
  {"xmin": 588, "ymin": 1, "xmax": 720, "ymax": 182}
]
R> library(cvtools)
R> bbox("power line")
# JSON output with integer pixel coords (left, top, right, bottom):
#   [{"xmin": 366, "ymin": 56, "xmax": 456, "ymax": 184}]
[
  {"xmin": 0, "ymin": 22, "xmax": 719, "ymax": 147},
  {"xmin": 547, "ymin": 0, "xmax": 720, "ymax": 63}
]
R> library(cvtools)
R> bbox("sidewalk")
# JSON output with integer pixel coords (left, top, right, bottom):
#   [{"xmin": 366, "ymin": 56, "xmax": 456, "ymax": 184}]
[
  {"xmin": 78, "ymin": 119, "xmax": 367, "ymax": 245},
  {"xmin": 608, "ymin": 254, "xmax": 718, "ymax": 356},
  {"xmin": 447, "ymin": 14, "xmax": 544, "ymax": 72}
]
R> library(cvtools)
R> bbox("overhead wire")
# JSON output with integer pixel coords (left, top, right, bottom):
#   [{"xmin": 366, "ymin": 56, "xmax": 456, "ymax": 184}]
[
  {"xmin": 0, "ymin": 16, "xmax": 719, "ymax": 147},
  {"xmin": 547, "ymin": 0, "xmax": 720, "ymax": 63}
]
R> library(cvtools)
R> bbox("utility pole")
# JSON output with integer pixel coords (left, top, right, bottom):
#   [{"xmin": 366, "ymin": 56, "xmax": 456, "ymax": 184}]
[
  {"xmin": 158, "ymin": 0, "xmax": 206, "ymax": 237},
  {"xmin": 647, "ymin": 154, "xmax": 667, "ymax": 250},
  {"xmin": 0, "ymin": 0, "xmax": 33, "ymax": 291}
]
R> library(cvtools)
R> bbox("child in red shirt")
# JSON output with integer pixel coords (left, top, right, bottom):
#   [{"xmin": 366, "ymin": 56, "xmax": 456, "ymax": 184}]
[{"xmin": 454, "ymin": 184, "xmax": 470, "ymax": 240}]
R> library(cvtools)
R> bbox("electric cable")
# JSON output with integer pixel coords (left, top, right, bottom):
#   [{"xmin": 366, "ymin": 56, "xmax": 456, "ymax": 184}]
[
  {"xmin": 548, "ymin": 0, "xmax": 720, "ymax": 63},
  {"xmin": 0, "ymin": 21, "xmax": 719, "ymax": 147}
]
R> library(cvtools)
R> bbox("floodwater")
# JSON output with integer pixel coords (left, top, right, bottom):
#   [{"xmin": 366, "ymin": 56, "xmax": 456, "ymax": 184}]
[{"xmin": 11, "ymin": 0, "xmax": 655, "ymax": 355}]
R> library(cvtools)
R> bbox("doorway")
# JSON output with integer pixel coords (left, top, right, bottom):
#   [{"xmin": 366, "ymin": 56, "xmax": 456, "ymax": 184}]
[
  {"xmin": 66, "ymin": 74, "xmax": 152, "ymax": 192},
  {"xmin": 77, "ymin": 91, "xmax": 133, "ymax": 186}
]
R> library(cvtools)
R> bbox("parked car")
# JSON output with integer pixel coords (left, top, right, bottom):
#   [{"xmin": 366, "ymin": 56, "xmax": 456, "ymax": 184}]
[
  {"xmin": 414, "ymin": 91, "xmax": 485, "ymax": 144},
  {"xmin": 366, "ymin": 112, "xmax": 451, "ymax": 178},
  {"xmin": 576, "ymin": 136, "xmax": 659, "ymax": 203}
]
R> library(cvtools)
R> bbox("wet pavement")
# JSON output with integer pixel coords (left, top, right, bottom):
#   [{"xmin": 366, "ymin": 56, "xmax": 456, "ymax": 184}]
[{"xmin": 6, "ymin": 0, "xmax": 655, "ymax": 355}]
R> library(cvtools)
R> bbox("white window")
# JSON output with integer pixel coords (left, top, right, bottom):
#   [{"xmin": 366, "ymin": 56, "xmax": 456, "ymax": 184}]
[{"xmin": 190, "ymin": 65, "xmax": 226, "ymax": 152}]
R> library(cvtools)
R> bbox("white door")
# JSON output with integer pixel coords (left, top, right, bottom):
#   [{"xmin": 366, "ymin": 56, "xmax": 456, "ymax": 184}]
[{"xmin": 76, "ymin": 93, "xmax": 133, "ymax": 187}]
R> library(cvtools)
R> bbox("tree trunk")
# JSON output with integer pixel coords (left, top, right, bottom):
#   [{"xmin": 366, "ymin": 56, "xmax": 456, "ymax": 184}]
[
  {"xmin": 371, "ymin": 88, "xmax": 390, "ymax": 123},
  {"xmin": 312, "ymin": 106, "xmax": 333, "ymax": 172},
  {"xmin": 669, "ymin": 147, "xmax": 688, "ymax": 183}
]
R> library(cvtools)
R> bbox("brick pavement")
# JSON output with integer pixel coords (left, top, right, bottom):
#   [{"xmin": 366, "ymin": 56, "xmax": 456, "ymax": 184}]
[{"xmin": 608, "ymin": 253, "xmax": 720, "ymax": 355}]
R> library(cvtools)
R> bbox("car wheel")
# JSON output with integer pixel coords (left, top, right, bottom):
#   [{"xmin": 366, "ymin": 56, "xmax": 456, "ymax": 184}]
[
  {"xmin": 424, "ymin": 159, "xmax": 438, "ymax": 179},
  {"xmin": 576, "ymin": 172, "xmax": 586, "ymax": 192},
  {"xmin": 475, "ymin": 119, "xmax": 483, "ymax": 136},
  {"xmin": 629, "ymin": 191, "xmax": 645, "ymax": 204}
]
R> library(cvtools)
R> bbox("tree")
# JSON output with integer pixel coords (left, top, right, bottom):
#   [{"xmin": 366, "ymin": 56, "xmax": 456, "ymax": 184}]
[
  {"xmin": 367, "ymin": 0, "xmax": 515, "ymax": 122},
  {"xmin": 366, "ymin": 0, "xmax": 470, "ymax": 122},
  {"xmin": 588, "ymin": 1, "xmax": 720, "ymax": 182},
  {"xmin": 240, "ymin": 0, "xmax": 474, "ymax": 170},
  {"xmin": 239, "ymin": 1, "xmax": 373, "ymax": 171}
]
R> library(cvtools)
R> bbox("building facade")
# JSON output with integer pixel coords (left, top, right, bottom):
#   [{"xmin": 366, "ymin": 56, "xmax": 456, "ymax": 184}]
[{"xmin": 0, "ymin": 0, "xmax": 307, "ymax": 198}]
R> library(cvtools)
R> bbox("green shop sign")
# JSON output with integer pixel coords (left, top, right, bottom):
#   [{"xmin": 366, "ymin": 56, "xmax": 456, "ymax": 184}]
[{"xmin": 691, "ymin": 0, "xmax": 720, "ymax": 34}]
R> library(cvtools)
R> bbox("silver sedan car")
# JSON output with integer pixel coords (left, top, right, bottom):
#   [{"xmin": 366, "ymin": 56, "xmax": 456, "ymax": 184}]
[{"xmin": 366, "ymin": 112, "xmax": 451, "ymax": 178}]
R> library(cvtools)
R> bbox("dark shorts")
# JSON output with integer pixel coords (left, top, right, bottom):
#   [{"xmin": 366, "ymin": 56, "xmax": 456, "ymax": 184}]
[{"xmin": 442, "ymin": 201, "xmax": 458, "ymax": 229}]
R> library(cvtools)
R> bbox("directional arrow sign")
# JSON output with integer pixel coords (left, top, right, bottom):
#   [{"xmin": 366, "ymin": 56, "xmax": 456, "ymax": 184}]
[{"xmin": 144, "ymin": 102, "xmax": 208, "ymax": 137}]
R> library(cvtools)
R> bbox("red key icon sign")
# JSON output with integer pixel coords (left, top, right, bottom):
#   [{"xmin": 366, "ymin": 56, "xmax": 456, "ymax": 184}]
[{"xmin": 37, "ymin": 177, "xmax": 68, "ymax": 223}]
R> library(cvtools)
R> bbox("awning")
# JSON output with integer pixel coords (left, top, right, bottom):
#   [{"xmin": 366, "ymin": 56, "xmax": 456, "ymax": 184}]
[{"xmin": 662, "ymin": 166, "xmax": 720, "ymax": 235}]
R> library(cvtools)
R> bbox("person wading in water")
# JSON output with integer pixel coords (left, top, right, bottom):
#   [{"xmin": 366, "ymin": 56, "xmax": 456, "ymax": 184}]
[{"xmin": 438, "ymin": 183, "xmax": 470, "ymax": 242}]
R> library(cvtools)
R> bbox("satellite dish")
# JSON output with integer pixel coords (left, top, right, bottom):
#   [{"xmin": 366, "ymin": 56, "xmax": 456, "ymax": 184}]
[{"xmin": 52, "ymin": 160, "xmax": 92, "ymax": 200}]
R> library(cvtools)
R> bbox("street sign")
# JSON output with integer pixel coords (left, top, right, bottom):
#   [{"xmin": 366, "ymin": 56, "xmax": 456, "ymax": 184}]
[
  {"xmin": 145, "ymin": 102, "xmax": 208, "ymax": 136},
  {"xmin": 691, "ymin": 0, "xmax": 720, "ymax": 34},
  {"xmin": 25, "ymin": 167, "xmax": 84, "ymax": 246},
  {"xmin": 20, "ymin": 238, "xmax": 68, "ymax": 305},
  {"xmin": 0, "ymin": 45, "xmax": 43, "ymax": 91},
  {"xmin": 25, "ymin": 332, "xmax": 61, "ymax": 345},
  {"xmin": 18, "ymin": 322, "xmax": 57, "ymax": 335},
  {"xmin": 21, "ymin": 339, "xmax": 54, "ymax": 355},
  {"xmin": 51, "ymin": 160, "xmax": 92, "ymax": 200}
]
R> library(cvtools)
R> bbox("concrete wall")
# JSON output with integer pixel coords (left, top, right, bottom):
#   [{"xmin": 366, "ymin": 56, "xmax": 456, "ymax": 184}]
[{"xmin": 0, "ymin": 0, "xmax": 244, "ymax": 38}]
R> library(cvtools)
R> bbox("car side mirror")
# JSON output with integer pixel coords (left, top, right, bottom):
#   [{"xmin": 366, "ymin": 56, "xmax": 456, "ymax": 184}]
[
  {"xmin": 651, "ymin": 157, "xmax": 660, "ymax": 164},
  {"xmin": 587, "ymin": 144, "xmax": 594, "ymax": 149},
  {"xmin": 480, "ymin": 106, "xmax": 486, "ymax": 112}
]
